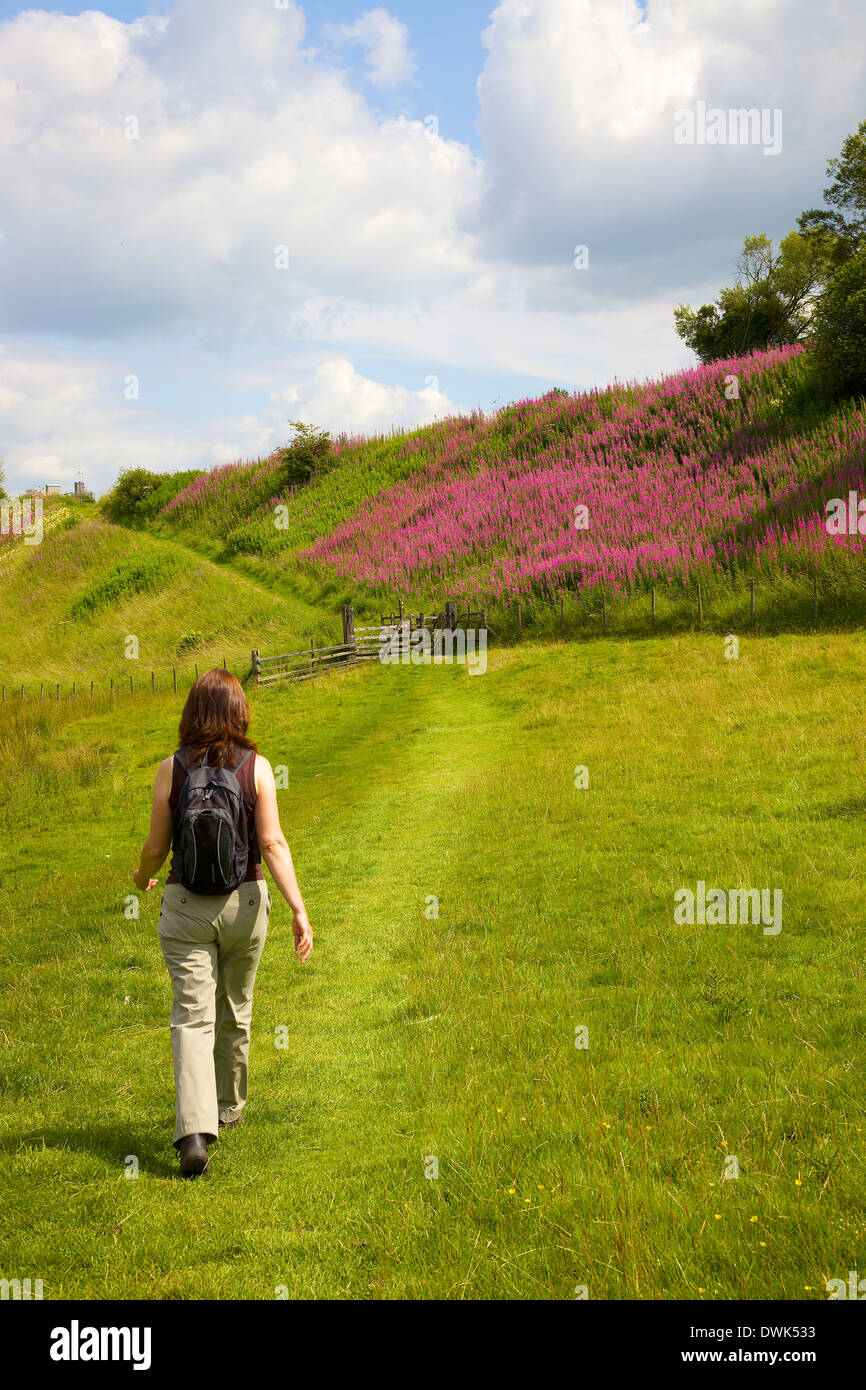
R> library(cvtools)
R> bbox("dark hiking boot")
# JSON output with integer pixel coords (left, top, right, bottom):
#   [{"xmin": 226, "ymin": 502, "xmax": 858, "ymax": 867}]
[
  {"xmin": 178, "ymin": 1133, "xmax": 210, "ymax": 1178},
  {"xmin": 218, "ymin": 1113, "xmax": 244, "ymax": 1132}
]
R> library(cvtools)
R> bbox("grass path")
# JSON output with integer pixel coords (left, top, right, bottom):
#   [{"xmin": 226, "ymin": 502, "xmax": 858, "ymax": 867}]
[{"xmin": 1, "ymin": 634, "xmax": 864, "ymax": 1298}]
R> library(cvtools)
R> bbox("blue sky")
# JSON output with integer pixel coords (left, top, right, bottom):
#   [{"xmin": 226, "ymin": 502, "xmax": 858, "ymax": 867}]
[
  {"xmin": 0, "ymin": 0, "xmax": 861, "ymax": 496},
  {"xmin": 0, "ymin": 0, "xmax": 496, "ymax": 150}
]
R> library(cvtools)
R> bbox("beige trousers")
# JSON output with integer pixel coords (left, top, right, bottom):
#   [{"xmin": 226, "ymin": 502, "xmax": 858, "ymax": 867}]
[{"xmin": 158, "ymin": 880, "xmax": 270, "ymax": 1146}]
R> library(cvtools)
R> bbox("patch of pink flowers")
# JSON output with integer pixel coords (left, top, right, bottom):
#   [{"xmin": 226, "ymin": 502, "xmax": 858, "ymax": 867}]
[{"xmin": 300, "ymin": 345, "xmax": 866, "ymax": 598}]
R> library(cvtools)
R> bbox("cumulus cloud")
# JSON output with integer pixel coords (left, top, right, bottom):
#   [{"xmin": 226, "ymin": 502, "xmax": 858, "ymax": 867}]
[
  {"xmin": 0, "ymin": 0, "xmax": 864, "ymax": 495},
  {"xmin": 0, "ymin": 347, "xmax": 200, "ymax": 488},
  {"xmin": 0, "ymin": 0, "xmax": 478, "ymax": 341},
  {"xmin": 323, "ymin": 7, "xmax": 416, "ymax": 86},
  {"xmin": 271, "ymin": 357, "xmax": 457, "ymax": 434},
  {"xmin": 0, "ymin": 344, "xmax": 462, "ymax": 492},
  {"xmin": 475, "ymin": 0, "xmax": 866, "ymax": 291}
]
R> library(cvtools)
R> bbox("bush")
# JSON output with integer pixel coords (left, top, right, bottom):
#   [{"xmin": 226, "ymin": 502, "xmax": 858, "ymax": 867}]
[
  {"xmin": 100, "ymin": 468, "xmax": 206, "ymax": 525},
  {"xmin": 136, "ymin": 470, "xmax": 206, "ymax": 521},
  {"xmin": 810, "ymin": 248, "xmax": 866, "ymax": 401},
  {"xmin": 99, "ymin": 469, "xmax": 164, "ymax": 523},
  {"xmin": 68, "ymin": 551, "xmax": 180, "ymax": 619},
  {"xmin": 275, "ymin": 421, "xmax": 334, "ymax": 489},
  {"xmin": 769, "ymin": 346, "xmax": 828, "ymax": 421}
]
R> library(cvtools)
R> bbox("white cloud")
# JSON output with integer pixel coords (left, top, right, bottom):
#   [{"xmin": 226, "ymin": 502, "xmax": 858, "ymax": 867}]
[
  {"xmin": 323, "ymin": 8, "xmax": 416, "ymax": 86},
  {"xmin": 271, "ymin": 357, "xmax": 458, "ymax": 434},
  {"xmin": 279, "ymin": 279, "xmax": 699, "ymax": 386},
  {"xmin": 0, "ymin": 345, "xmax": 462, "ymax": 495},
  {"xmin": 1, "ymin": 0, "xmax": 865, "ymax": 495},
  {"xmin": 475, "ymin": 0, "xmax": 866, "ymax": 284},
  {"xmin": 0, "ymin": 1, "xmax": 478, "ymax": 340},
  {"xmin": 0, "ymin": 349, "xmax": 195, "ymax": 490}
]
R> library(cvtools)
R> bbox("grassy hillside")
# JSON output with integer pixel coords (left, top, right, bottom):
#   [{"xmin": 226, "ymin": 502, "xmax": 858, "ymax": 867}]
[
  {"xmin": 0, "ymin": 504, "xmax": 337, "ymax": 690},
  {"xmin": 0, "ymin": 634, "xmax": 863, "ymax": 1298},
  {"xmin": 142, "ymin": 345, "xmax": 866, "ymax": 633}
]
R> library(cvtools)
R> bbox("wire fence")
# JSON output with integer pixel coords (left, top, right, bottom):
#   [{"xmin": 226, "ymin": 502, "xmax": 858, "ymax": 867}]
[
  {"xmin": 1, "ymin": 657, "xmax": 244, "ymax": 703},
  {"xmin": 4, "ymin": 573, "xmax": 853, "ymax": 703}
]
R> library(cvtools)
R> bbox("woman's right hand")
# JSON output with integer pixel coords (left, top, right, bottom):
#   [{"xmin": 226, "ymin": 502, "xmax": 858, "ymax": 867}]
[{"xmin": 292, "ymin": 908, "xmax": 313, "ymax": 962}]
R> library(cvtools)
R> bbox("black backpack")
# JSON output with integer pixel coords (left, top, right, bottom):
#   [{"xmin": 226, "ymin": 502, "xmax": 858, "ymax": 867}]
[{"xmin": 172, "ymin": 744, "xmax": 252, "ymax": 894}]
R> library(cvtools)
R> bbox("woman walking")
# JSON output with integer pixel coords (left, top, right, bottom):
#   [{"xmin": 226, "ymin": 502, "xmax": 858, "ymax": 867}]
[{"xmin": 132, "ymin": 668, "xmax": 312, "ymax": 1178}]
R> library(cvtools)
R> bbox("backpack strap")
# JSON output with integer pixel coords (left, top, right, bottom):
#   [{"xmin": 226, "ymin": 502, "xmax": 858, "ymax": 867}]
[
  {"xmin": 174, "ymin": 744, "xmax": 209, "ymax": 771},
  {"xmin": 175, "ymin": 744, "xmax": 252, "ymax": 773}
]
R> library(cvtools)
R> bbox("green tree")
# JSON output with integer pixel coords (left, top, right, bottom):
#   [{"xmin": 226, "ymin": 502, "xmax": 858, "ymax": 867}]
[
  {"xmin": 0, "ymin": 462, "xmax": 6, "ymax": 501},
  {"xmin": 798, "ymin": 118, "xmax": 866, "ymax": 264},
  {"xmin": 275, "ymin": 421, "xmax": 334, "ymax": 489},
  {"xmin": 674, "ymin": 231, "xmax": 834, "ymax": 363},
  {"xmin": 809, "ymin": 247, "xmax": 866, "ymax": 401}
]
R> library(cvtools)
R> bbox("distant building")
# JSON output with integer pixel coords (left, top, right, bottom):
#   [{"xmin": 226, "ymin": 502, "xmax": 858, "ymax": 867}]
[{"xmin": 21, "ymin": 476, "xmax": 92, "ymax": 502}]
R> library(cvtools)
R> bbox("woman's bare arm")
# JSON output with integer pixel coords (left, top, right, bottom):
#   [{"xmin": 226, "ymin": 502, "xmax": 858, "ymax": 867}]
[
  {"xmin": 133, "ymin": 757, "xmax": 174, "ymax": 891},
  {"xmin": 254, "ymin": 754, "xmax": 313, "ymax": 961}
]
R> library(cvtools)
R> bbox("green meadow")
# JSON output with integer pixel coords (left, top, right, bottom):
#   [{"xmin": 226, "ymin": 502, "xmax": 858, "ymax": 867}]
[{"xmin": 1, "ymin": 605, "xmax": 863, "ymax": 1298}]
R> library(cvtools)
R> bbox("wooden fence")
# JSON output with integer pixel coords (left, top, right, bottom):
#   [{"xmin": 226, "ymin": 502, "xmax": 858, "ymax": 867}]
[
  {"xmin": 251, "ymin": 639, "xmax": 355, "ymax": 685},
  {"xmin": 252, "ymin": 599, "xmax": 488, "ymax": 688}
]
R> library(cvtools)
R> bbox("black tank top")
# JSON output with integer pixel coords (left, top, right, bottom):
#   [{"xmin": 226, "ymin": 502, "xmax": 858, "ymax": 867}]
[{"xmin": 165, "ymin": 744, "xmax": 264, "ymax": 885}]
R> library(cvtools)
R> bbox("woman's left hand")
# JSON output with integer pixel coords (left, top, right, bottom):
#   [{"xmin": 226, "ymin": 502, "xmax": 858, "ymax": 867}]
[{"xmin": 132, "ymin": 867, "xmax": 158, "ymax": 892}]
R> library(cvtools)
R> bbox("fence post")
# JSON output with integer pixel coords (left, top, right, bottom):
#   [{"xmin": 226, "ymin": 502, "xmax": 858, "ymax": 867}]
[
  {"xmin": 72, "ymin": 681, "xmax": 76, "ymax": 697},
  {"xmin": 343, "ymin": 603, "xmax": 355, "ymax": 649},
  {"xmin": 194, "ymin": 663, "xmax": 198, "ymax": 680},
  {"xmin": 223, "ymin": 657, "xmax": 226, "ymax": 670},
  {"xmin": 251, "ymin": 650, "xmax": 260, "ymax": 685},
  {"xmin": 446, "ymin": 599, "xmax": 457, "ymax": 631},
  {"xmin": 151, "ymin": 670, "xmax": 155, "ymax": 693},
  {"xmin": 90, "ymin": 680, "xmax": 94, "ymax": 699},
  {"xmin": 56, "ymin": 683, "xmax": 60, "ymax": 701},
  {"xmin": 110, "ymin": 678, "xmax": 114, "ymax": 696},
  {"xmin": 311, "ymin": 637, "xmax": 315, "ymax": 675},
  {"xmin": 130, "ymin": 674, "xmax": 134, "ymax": 694},
  {"xmin": 40, "ymin": 683, "xmax": 44, "ymax": 700}
]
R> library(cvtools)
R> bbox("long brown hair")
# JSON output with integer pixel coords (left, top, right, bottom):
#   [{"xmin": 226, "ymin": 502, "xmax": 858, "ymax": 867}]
[{"xmin": 178, "ymin": 669, "xmax": 258, "ymax": 768}]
